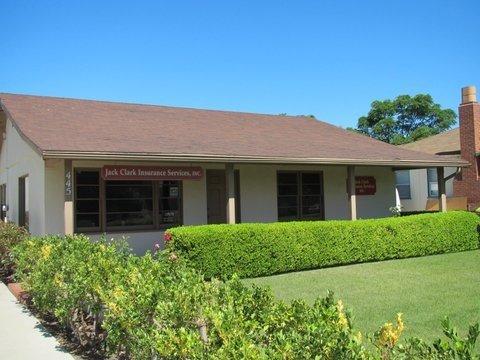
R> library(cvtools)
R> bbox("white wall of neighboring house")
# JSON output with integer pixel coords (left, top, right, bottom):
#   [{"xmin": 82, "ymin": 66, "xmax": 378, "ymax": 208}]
[
  {"xmin": 0, "ymin": 118, "xmax": 46, "ymax": 234},
  {"xmin": 396, "ymin": 167, "xmax": 456, "ymax": 211}
]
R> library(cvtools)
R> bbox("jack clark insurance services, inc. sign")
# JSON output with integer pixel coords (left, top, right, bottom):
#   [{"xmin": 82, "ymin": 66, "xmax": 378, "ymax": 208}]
[{"xmin": 102, "ymin": 165, "xmax": 204, "ymax": 181}]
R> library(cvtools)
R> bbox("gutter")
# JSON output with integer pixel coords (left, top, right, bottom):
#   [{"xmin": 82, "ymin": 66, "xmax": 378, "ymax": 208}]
[{"xmin": 42, "ymin": 150, "xmax": 470, "ymax": 168}]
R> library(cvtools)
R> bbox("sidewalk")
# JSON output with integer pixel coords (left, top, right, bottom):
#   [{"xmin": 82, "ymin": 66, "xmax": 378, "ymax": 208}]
[{"xmin": 0, "ymin": 282, "xmax": 73, "ymax": 360}]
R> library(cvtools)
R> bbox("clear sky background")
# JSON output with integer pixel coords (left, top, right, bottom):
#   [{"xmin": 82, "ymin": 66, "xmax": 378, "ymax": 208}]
[{"xmin": 1, "ymin": 0, "xmax": 479, "ymax": 128}]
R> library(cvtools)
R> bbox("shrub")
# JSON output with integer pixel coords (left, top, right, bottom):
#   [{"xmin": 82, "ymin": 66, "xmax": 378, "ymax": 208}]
[
  {"xmin": 167, "ymin": 211, "xmax": 480, "ymax": 278},
  {"xmin": 13, "ymin": 235, "xmax": 130, "ymax": 352},
  {"xmin": 396, "ymin": 318, "xmax": 480, "ymax": 360},
  {"xmin": 0, "ymin": 221, "xmax": 28, "ymax": 278},
  {"xmin": 13, "ymin": 236, "xmax": 371, "ymax": 359},
  {"xmin": 11, "ymin": 233, "xmax": 480, "ymax": 359}
]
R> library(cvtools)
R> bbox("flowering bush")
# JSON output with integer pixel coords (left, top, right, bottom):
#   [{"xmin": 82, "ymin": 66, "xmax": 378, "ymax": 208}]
[
  {"xmin": 13, "ymin": 235, "xmax": 130, "ymax": 352},
  {"xmin": 11, "ymin": 234, "xmax": 480, "ymax": 359},
  {"xmin": 0, "ymin": 221, "xmax": 28, "ymax": 278}
]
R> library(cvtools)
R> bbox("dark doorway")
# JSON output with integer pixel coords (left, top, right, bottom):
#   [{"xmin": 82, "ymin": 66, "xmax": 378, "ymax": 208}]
[
  {"xmin": 18, "ymin": 176, "xmax": 29, "ymax": 229},
  {"xmin": 206, "ymin": 170, "xmax": 227, "ymax": 224}
]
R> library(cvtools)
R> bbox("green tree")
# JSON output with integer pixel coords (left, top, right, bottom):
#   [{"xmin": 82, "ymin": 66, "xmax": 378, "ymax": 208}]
[{"xmin": 352, "ymin": 94, "xmax": 456, "ymax": 145}]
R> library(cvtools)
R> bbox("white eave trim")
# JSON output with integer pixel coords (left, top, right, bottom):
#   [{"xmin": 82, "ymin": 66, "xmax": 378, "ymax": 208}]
[{"xmin": 42, "ymin": 151, "xmax": 470, "ymax": 168}]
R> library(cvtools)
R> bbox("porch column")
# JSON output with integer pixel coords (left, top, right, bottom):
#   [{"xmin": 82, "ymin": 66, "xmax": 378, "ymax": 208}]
[
  {"xmin": 64, "ymin": 159, "xmax": 74, "ymax": 235},
  {"xmin": 347, "ymin": 165, "xmax": 357, "ymax": 220},
  {"xmin": 225, "ymin": 163, "xmax": 236, "ymax": 224},
  {"xmin": 437, "ymin": 167, "xmax": 447, "ymax": 212}
]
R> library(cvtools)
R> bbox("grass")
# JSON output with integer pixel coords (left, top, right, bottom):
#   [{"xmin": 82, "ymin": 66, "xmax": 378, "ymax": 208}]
[{"xmin": 245, "ymin": 250, "xmax": 480, "ymax": 342}]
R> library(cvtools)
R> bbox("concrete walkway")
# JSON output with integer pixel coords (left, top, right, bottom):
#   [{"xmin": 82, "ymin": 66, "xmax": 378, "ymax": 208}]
[{"xmin": 0, "ymin": 283, "xmax": 73, "ymax": 359}]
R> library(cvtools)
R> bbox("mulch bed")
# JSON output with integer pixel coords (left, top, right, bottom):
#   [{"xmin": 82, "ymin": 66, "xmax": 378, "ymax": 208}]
[{"xmin": 1, "ymin": 272, "xmax": 109, "ymax": 360}]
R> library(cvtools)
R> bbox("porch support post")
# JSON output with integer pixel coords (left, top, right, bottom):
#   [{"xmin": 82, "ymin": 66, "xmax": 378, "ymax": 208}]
[
  {"xmin": 225, "ymin": 163, "xmax": 236, "ymax": 224},
  {"xmin": 347, "ymin": 165, "xmax": 357, "ymax": 220},
  {"xmin": 64, "ymin": 159, "xmax": 74, "ymax": 235},
  {"xmin": 437, "ymin": 167, "xmax": 447, "ymax": 212}
]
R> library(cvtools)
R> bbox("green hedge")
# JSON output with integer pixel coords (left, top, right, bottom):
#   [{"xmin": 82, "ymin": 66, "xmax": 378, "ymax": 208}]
[
  {"xmin": 168, "ymin": 211, "xmax": 480, "ymax": 278},
  {"xmin": 10, "ymin": 231, "xmax": 480, "ymax": 358}
]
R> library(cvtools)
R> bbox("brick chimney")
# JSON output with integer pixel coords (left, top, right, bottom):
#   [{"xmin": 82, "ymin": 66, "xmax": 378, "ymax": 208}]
[{"xmin": 454, "ymin": 85, "xmax": 480, "ymax": 209}]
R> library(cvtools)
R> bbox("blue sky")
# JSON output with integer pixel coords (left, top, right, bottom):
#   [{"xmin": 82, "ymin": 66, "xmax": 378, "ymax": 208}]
[{"xmin": 1, "ymin": 0, "xmax": 479, "ymax": 128}]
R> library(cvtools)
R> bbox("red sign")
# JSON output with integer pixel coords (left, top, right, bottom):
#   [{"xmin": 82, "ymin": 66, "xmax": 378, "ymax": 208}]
[
  {"xmin": 355, "ymin": 176, "xmax": 376, "ymax": 195},
  {"xmin": 102, "ymin": 166, "xmax": 203, "ymax": 181}
]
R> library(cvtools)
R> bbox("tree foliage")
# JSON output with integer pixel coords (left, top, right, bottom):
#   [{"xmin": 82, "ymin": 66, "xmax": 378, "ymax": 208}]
[{"xmin": 353, "ymin": 94, "xmax": 456, "ymax": 144}]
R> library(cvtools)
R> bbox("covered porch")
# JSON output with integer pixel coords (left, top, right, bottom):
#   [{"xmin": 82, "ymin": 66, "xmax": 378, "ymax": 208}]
[{"xmin": 50, "ymin": 158, "xmax": 463, "ymax": 254}]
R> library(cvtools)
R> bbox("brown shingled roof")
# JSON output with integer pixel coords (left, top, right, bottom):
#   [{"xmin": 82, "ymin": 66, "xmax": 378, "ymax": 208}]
[
  {"xmin": 0, "ymin": 93, "xmax": 468, "ymax": 167},
  {"xmin": 399, "ymin": 128, "xmax": 460, "ymax": 155}
]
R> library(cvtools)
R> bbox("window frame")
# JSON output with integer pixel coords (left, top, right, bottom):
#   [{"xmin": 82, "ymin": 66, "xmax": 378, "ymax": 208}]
[
  {"xmin": 74, "ymin": 168, "xmax": 102, "ymax": 233},
  {"xmin": 395, "ymin": 170, "xmax": 411, "ymax": 200},
  {"xmin": 18, "ymin": 175, "xmax": 29, "ymax": 230},
  {"xmin": 426, "ymin": 168, "xmax": 439, "ymax": 198},
  {"xmin": 74, "ymin": 168, "xmax": 184, "ymax": 234},
  {"xmin": 156, "ymin": 180, "xmax": 184, "ymax": 230},
  {"xmin": 476, "ymin": 156, "xmax": 480, "ymax": 179},
  {"xmin": 276, "ymin": 170, "xmax": 325, "ymax": 222},
  {"xmin": 0, "ymin": 183, "xmax": 6, "ymax": 222}
]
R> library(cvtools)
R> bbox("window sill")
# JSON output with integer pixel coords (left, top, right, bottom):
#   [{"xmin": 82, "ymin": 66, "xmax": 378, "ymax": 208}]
[{"xmin": 76, "ymin": 226, "xmax": 181, "ymax": 236}]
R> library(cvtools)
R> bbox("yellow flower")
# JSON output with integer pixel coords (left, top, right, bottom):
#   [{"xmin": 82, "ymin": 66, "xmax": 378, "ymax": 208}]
[
  {"xmin": 107, "ymin": 302, "xmax": 120, "ymax": 314},
  {"xmin": 377, "ymin": 313, "xmax": 404, "ymax": 349},
  {"xmin": 53, "ymin": 273, "xmax": 63, "ymax": 286},
  {"xmin": 41, "ymin": 244, "xmax": 52, "ymax": 259},
  {"xmin": 353, "ymin": 331, "xmax": 362, "ymax": 343},
  {"xmin": 128, "ymin": 268, "xmax": 140, "ymax": 284},
  {"xmin": 336, "ymin": 300, "xmax": 349, "ymax": 329},
  {"xmin": 396, "ymin": 313, "xmax": 404, "ymax": 333},
  {"xmin": 112, "ymin": 286, "xmax": 124, "ymax": 299}
]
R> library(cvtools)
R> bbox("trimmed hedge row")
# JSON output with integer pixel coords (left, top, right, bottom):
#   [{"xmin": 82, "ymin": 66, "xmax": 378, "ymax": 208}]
[
  {"xmin": 7, "ymin": 225, "xmax": 480, "ymax": 358},
  {"xmin": 168, "ymin": 211, "xmax": 480, "ymax": 278}
]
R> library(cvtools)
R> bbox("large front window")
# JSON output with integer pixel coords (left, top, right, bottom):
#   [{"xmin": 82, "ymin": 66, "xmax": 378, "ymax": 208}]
[
  {"xmin": 106, "ymin": 181, "xmax": 154, "ymax": 229},
  {"xmin": 277, "ymin": 171, "xmax": 324, "ymax": 221},
  {"xmin": 75, "ymin": 169, "xmax": 182, "ymax": 232}
]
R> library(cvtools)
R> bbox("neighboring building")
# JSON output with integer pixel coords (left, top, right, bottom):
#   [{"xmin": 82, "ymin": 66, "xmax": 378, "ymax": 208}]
[
  {"xmin": 0, "ymin": 93, "xmax": 466, "ymax": 253},
  {"xmin": 396, "ymin": 129, "xmax": 460, "ymax": 211},
  {"xmin": 396, "ymin": 86, "xmax": 479, "ymax": 211}
]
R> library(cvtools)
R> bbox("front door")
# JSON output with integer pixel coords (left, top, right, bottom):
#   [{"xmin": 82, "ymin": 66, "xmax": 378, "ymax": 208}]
[{"xmin": 206, "ymin": 170, "xmax": 227, "ymax": 224}]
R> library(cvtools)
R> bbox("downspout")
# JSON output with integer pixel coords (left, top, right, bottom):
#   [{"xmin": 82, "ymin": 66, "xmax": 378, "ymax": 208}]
[{"xmin": 444, "ymin": 167, "xmax": 461, "ymax": 182}]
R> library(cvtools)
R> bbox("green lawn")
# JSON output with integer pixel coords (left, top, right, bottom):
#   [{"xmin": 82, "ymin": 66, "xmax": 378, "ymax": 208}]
[{"xmin": 245, "ymin": 250, "xmax": 480, "ymax": 342}]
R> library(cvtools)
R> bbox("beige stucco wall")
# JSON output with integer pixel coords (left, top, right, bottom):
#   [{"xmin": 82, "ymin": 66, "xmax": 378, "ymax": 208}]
[
  {"xmin": 237, "ymin": 165, "xmax": 278, "ymax": 223},
  {"xmin": 50, "ymin": 161, "xmax": 396, "ymax": 253},
  {"xmin": 3, "ymin": 153, "xmax": 396, "ymax": 254},
  {"xmin": 0, "ymin": 119, "xmax": 46, "ymax": 234},
  {"xmin": 397, "ymin": 167, "xmax": 456, "ymax": 211},
  {"xmin": 44, "ymin": 159, "xmax": 66, "ymax": 234}
]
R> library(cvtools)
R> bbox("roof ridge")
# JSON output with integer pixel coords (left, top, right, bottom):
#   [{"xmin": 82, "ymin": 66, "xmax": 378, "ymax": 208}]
[
  {"xmin": 400, "ymin": 127, "xmax": 459, "ymax": 146},
  {"xmin": 0, "ymin": 92, "xmax": 321, "ymax": 123}
]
